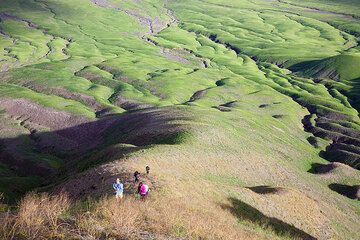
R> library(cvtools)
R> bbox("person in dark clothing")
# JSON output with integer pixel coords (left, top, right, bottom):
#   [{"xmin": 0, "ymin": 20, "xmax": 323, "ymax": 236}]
[
  {"xmin": 146, "ymin": 166, "xmax": 150, "ymax": 175},
  {"xmin": 134, "ymin": 171, "xmax": 140, "ymax": 182},
  {"xmin": 137, "ymin": 181, "xmax": 142, "ymax": 194}
]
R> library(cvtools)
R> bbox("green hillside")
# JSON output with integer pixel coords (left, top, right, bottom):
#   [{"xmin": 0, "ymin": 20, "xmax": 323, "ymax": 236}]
[
  {"xmin": 0, "ymin": 0, "xmax": 359, "ymax": 239},
  {"xmin": 290, "ymin": 52, "xmax": 360, "ymax": 113},
  {"xmin": 291, "ymin": 53, "xmax": 360, "ymax": 81}
]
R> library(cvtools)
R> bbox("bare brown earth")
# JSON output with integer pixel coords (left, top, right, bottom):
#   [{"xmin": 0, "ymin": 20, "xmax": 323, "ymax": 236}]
[
  {"xmin": 26, "ymin": 84, "xmax": 105, "ymax": 112},
  {"xmin": 0, "ymin": 98, "xmax": 89, "ymax": 135},
  {"xmin": 114, "ymin": 95, "xmax": 153, "ymax": 111},
  {"xmin": 160, "ymin": 48, "xmax": 191, "ymax": 65}
]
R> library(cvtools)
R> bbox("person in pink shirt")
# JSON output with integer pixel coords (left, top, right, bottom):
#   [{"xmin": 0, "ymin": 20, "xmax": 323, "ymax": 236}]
[{"xmin": 138, "ymin": 182, "xmax": 149, "ymax": 199}]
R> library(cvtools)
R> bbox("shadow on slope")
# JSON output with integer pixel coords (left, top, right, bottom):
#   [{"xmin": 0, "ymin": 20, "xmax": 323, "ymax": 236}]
[
  {"xmin": 221, "ymin": 197, "xmax": 316, "ymax": 240},
  {"xmin": 302, "ymin": 112, "xmax": 360, "ymax": 170},
  {"xmin": 246, "ymin": 186, "xmax": 286, "ymax": 195},
  {"xmin": 290, "ymin": 54, "xmax": 360, "ymax": 82},
  {"xmin": 308, "ymin": 163, "xmax": 337, "ymax": 174},
  {"xmin": 328, "ymin": 183, "xmax": 359, "ymax": 200},
  {"xmin": 0, "ymin": 107, "xmax": 191, "ymax": 202},
  {"xmin": 290, "ymin": 54, "xmax": 360, "ymax": 113},
  {"xmin": 348, "ymin": 77, "xmax": 360, "ymax": 112}
]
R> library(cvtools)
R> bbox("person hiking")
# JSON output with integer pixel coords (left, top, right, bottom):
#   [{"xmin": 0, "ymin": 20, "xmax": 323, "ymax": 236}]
[
  {"xmin": 112, "ymin": 178, "xmax": 124, "ymax": 201},
  {"xmin": 146, "ymin": 166, "xmax": 150, "ymax": 175},
  {"xmin": 138, "ymin": 182, "xmax": 149, "ymax": 199},
  {"xmin": 134, "ymin": 171, "xmax": 140, "ymax": 182}
]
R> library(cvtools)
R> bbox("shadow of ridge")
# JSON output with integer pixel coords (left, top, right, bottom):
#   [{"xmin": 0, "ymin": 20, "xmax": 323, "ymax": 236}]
[
  {"xmin": 0, "ymin": 106, "xmax": 191, "ymax": 203},
  {"xmin": 222, "ymin": 197, "xmax": 316, "ymax": 240}
]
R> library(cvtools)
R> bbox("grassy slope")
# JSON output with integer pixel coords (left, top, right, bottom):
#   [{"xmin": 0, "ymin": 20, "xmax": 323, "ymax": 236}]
[
  {"xmin": 0, "ymin": 0, "xmax": 359, "ymax": 239},
  {"xmin": 157, "ymin": 0, "xmax": 360, "ymax": 169}
]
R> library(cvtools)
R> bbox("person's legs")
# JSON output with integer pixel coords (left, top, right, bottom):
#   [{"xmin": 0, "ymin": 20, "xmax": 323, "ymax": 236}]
[
  {"xmin": 116, "ymin": 191, "xmax": 123, "ymax": 201},
  {"xmin": 140, "ymin": 193, "xmax": 148, "ymax": 200}
]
